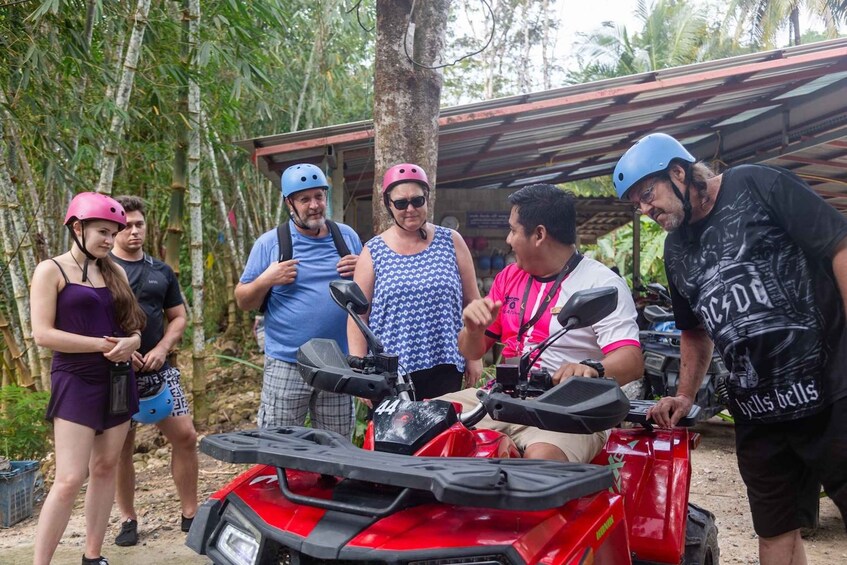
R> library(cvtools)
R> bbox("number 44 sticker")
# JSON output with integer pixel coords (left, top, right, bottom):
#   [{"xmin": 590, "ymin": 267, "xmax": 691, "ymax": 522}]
[{"xmin": 374, "ymin": 398, "xmax": 402, "ymax": 415}]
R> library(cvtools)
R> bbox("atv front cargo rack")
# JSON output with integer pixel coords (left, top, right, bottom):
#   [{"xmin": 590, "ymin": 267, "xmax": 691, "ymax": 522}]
[{"xmin": 200, "ymin": 426, "xmax": 613, "ymax": 512}]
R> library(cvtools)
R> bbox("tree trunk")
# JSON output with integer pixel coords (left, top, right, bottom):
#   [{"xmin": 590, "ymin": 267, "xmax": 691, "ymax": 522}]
[
  {"xmin": 291, "ymin": 26, "xmax": 320, "ymax": 132},
  {"xmin": 186, "ymin": 0, "xmax": 207, "ymax": 424},
  {"xmin": 518, "ymin": 1, "xmax": 531, "ymax": 93},
  {"xmin": 201, "ymin": 112, "xmax": 243, "ymax": 275},
  {"xmin": 166, "ymin": 0, "xmax": 189, "ymax": 272},
  {"xmin": 0, "ymin": 136, "xmax": 36, "ymax": 389},
  {"xmin": 0, "ymin": 92, "xmax": 39, "ymax": 283},
  {"xmin": 207, "ymin": 122, "xmax": 249, "ymax": 256},
  {"xmin": 541, "ymin": 0, "xmax": 551, "ymax": 90},
  {"xmin": 0, "ymin": 108, "xmax": 42, "ymax": 388},
  {"xmin": 96, "ymin": 0, "xmax": 152, "ymax": 194},
  {"xmin": 0, "ymin": 309, "xmax": 30, "ymax": 387},
  {"xmin": 373, "ymin": 0, "xmax": 448, "ymax": 234},
  {"xmin": 0, "ymin": 88, "xmax": 50, "ymax": 265},
  {"xmin": 790, "ymin": 7, "xmax": 801, "ymax": 45}
]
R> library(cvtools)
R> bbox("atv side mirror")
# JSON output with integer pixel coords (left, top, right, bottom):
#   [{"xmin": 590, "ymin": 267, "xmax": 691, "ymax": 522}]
[
  {"xmin": 329, "ymin": 279, "xmax": 385, "ymax": 355},
  {"xmin": 556, "ymin": 287, "xmax": 618, "ymax": 330},
  {"xmin": 646, "ymin": 282, "xmax": 671, "ymax": 301},
  {"xmin": 330, "ymin": 280, "xmax": 369, "ymax": 315}
]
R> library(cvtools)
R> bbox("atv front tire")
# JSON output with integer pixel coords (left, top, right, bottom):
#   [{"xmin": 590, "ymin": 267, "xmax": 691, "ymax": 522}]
[{"xmin": 684, "ymin": 502, "xmax": 719, "ymax": 564}]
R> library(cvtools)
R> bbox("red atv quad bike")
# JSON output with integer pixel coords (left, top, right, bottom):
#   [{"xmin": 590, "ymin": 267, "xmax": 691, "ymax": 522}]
[{"xmin": 188, "ymin": 281, "xmax": 719, "ymax": 565}]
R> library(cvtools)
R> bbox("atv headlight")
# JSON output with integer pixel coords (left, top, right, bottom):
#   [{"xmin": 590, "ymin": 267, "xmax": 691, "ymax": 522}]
[{"xmin": 216, "ymin": 505, "xmax": 261, "ymax": 565}]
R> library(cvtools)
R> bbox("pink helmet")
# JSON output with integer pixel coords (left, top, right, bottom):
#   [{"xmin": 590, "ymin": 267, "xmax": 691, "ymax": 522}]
[
  {"xmin": 65, "ymin": 192, "xmax": 127, "ymax": 230},
  {"xmin": 382, "ymin": 163, "xmax": 430, "ymax": 194}
]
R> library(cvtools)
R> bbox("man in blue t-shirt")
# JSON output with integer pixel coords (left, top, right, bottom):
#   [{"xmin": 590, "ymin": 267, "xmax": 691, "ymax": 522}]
[
  {"xmin": 614, "ymin": 133, "xmax": 847, "ymax": 565},
  {"xmin": 236, "ymin": 163, "xmax": 362, "ymax": 436},
  {"xmin": 111, "ymin": 195, "xmax": 197, "ymax": 546}
]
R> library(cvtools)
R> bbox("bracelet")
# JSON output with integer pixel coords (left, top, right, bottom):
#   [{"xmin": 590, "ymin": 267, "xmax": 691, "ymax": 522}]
[{"xmin": 130, "ymin": 331, "xmax": 142, "ymax": 339}]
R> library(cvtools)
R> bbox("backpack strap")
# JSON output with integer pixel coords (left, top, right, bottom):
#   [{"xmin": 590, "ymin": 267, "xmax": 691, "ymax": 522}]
[
  {"xmin": 260, "ymin": 220, "xmax": 356, "ymax": 313},
  {"xmin": 277, "ymin": 222, "xmax": 293, "ymax": 262},
  {"xmin": 325, "ymin": 220, "xmax": 353, "ymax": 257},
  {"xmin": 280, "ymin": 220, "xmax": 352, "ymax": 260}
]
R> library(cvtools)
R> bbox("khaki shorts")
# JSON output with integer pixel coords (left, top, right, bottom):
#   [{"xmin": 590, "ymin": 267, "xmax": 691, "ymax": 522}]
[{"xmin": 438, "ymin": 388, "xmax": 608, "ymax": 463}]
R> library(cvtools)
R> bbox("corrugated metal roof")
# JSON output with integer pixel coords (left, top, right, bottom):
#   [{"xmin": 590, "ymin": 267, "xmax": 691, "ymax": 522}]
[{"xmin": 235, "ymin": 38, "xmax": 847, "ymax": 237}]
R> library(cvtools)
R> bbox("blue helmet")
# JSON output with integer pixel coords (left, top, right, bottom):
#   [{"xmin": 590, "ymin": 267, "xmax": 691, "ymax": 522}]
[
  {"xmin": 132, "ymin": 382, "xmax": 173, "ymax": 425},
  {"xmin": 613, "ymin": 133, "xmax": 695, "ymax": 199},
  {"xmin": 281, "ymin": 163, "xmax": 329, "ymax": 198}
]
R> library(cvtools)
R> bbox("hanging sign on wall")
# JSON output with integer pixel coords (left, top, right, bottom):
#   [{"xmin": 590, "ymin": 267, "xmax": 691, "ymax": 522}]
[{"xmin": 466, "ymin": 211, "xmax": 510, "ymax": 229}]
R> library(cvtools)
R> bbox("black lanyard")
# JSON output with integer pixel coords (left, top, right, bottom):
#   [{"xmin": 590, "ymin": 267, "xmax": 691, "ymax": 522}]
[{"xmin": 516, "ymin": 252, "xmax": 583, "ymax": 346}]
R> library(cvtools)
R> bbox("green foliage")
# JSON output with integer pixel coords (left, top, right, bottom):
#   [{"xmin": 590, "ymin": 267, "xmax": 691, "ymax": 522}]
[
  {"xmin": 0, "ymin": 386, "xmax": 51, "ymax": 461},
  {"xmin": 211, "ymin": 354, "xmax": 263, "ymax": 373},
  {"xmin": 567, "ymin": 0, "xmax": 756, "ymax": 84},
  {"xmin": 564, "ymin": 177, "xmax": 667, "ymax": 285},
  {"xmin": 443, "ymin": 0, "xmax": 563, "ymax": 104},
  {"xmin": 582, "ymin": 215, "xmax": 669, "ymax": 286},
  {"xmin": 352, "ymin": 399, "xmax": 370, "ymax": 448},
  {"xmin": 723, "ymin": 0, "xmax": 845, "ymax": 49}
]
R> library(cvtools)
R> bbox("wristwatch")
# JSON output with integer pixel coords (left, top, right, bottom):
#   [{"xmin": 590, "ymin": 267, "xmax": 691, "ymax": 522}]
[{"xmin": 579, "ymin": 359, "xmax": 605, "ymax": 378}]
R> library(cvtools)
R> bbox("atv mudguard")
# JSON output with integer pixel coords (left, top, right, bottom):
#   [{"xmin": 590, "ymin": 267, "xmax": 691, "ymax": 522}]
[{"xmin": 593, "ymin": 424, "xmax": 697, "ymax": 564}]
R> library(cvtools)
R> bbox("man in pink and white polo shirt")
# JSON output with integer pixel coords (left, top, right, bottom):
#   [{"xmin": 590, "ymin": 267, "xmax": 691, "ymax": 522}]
[{"xmin": 450, "ymin": 184, "xmax": 644, "ymax": 463}]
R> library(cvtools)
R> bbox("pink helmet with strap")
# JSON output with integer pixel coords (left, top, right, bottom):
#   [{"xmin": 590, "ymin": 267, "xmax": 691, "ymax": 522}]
[
  {"xmin": 382, "ymin": 163, "xmax": 430, "ymax": 194},
  {"xmin": 65, "ymin": 192, "xmax": 127, "ymax": 230}
]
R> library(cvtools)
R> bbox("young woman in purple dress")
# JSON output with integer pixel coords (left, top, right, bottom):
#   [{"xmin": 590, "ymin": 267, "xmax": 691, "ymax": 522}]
[{"xmin": 31, "ymin": 192, "xmax": 147, "ymax": 565}]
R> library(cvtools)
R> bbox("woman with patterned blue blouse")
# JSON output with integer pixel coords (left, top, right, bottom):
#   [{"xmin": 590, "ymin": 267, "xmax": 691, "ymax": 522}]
[{"xmin": 348, "ymin": 163, "xmax": 481, "ymax": 402}]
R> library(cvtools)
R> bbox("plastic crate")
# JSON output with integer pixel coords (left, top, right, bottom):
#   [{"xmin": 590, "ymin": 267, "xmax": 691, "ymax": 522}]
[{"xmin": 0, "ymin": 460, "xmax": 39, "ymax": 528}]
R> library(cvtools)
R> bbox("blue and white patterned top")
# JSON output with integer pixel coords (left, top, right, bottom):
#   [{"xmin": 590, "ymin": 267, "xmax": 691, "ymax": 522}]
[{"xmin": 368, "ymin": 225, "xmax": 465, "ymax": 374}]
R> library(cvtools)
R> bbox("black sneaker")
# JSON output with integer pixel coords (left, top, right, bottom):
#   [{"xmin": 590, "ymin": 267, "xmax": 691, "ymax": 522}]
[
  {"xmin": 114, "ymin": 518, "xmax": 138, "ymax": 546},
  {"xmin": 82, "ymin": 555, "xmax": 109, "ymax": 565},
  {"xmin": 181, "ymin": 514, "xmax": 194, "ymax": 533}
]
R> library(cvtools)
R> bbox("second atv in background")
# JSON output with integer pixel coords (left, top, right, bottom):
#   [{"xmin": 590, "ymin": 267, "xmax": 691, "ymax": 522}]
[{"xmin": 637, "ymin": 282, "xmax": 729, "ymax": 421}]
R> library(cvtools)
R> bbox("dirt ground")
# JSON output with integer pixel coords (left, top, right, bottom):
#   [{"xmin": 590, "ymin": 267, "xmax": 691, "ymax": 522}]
[{"xmin": 2, "ymin": 360, "xmax": 844, "ymax": 564}]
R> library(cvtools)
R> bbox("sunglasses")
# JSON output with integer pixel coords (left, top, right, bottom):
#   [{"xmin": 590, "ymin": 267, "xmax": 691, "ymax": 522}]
[{"xmin": 391, "ymin": 195, "xmax": 426, "ymax": 210}]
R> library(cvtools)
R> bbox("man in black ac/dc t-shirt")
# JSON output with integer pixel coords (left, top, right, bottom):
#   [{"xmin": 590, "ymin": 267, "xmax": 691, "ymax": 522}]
[{"xmin": 614, "ymin": 133, "xmax": 847, "ymax": 565}]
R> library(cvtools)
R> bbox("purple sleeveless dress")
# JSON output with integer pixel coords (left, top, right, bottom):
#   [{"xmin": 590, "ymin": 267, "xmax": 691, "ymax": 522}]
[{"xmin": 45, "ymin": 269, "xmax": 139, "ymax": 433}]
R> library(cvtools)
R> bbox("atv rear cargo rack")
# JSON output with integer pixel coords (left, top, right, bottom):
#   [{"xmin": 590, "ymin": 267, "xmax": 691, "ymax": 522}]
[{"xmin": 200, "ymin": 426, "xmax": 613, "ymax": 512}]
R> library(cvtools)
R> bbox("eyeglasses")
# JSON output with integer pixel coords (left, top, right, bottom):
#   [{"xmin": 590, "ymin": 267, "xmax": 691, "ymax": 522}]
[
  {"xmin": 293, "ymin": 191, "xmax": 326, "ymax": 205},
  {"xmin": 391, "ymin": 195, "xmax": 426, "ymax": 210},
  {"xmin": 633, "ymin": 181, "xmax": 658, "ymax": 212}
]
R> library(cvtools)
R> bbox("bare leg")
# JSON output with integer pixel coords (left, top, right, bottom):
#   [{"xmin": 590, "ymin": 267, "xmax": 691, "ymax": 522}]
[
  {"xmin": 115, "ymin": 426, "xmax": 138, "ymax": 521},
  {"xmin": 759, "ymin": 529, "xmax": 807, "ymax": 565},
  {"xmin": 33, "ymin": 419, "xmax": 96, "ymax": 565},
  {"xmin": 83, "ymin": 421, "xmax": 130, "ymax": 560},
  {"xmin": 157, "ymin": 414, "xmax": 199, "ymax": 519}
]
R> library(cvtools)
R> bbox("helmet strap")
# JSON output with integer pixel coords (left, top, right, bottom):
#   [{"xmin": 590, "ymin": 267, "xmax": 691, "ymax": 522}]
[
  {"xmin": 389, "ymin": 215, "xmax": 428, "ymax": 240},
  {"xmin": 668, "ymin": 163, "xmax": 695, "ymax": 241},
  {"xmin": 286, "ymin": 197, "xmax": 321, "ymax": 236},
  {"xmin": 67, "ymin": 223, "xmax": 97, "ymax": 281}
]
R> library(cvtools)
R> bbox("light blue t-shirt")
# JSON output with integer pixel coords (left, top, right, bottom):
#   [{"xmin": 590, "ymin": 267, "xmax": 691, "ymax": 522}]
[{"xmin": 240, "ymin": 220, "xmax": 363, "ymax": 362}]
